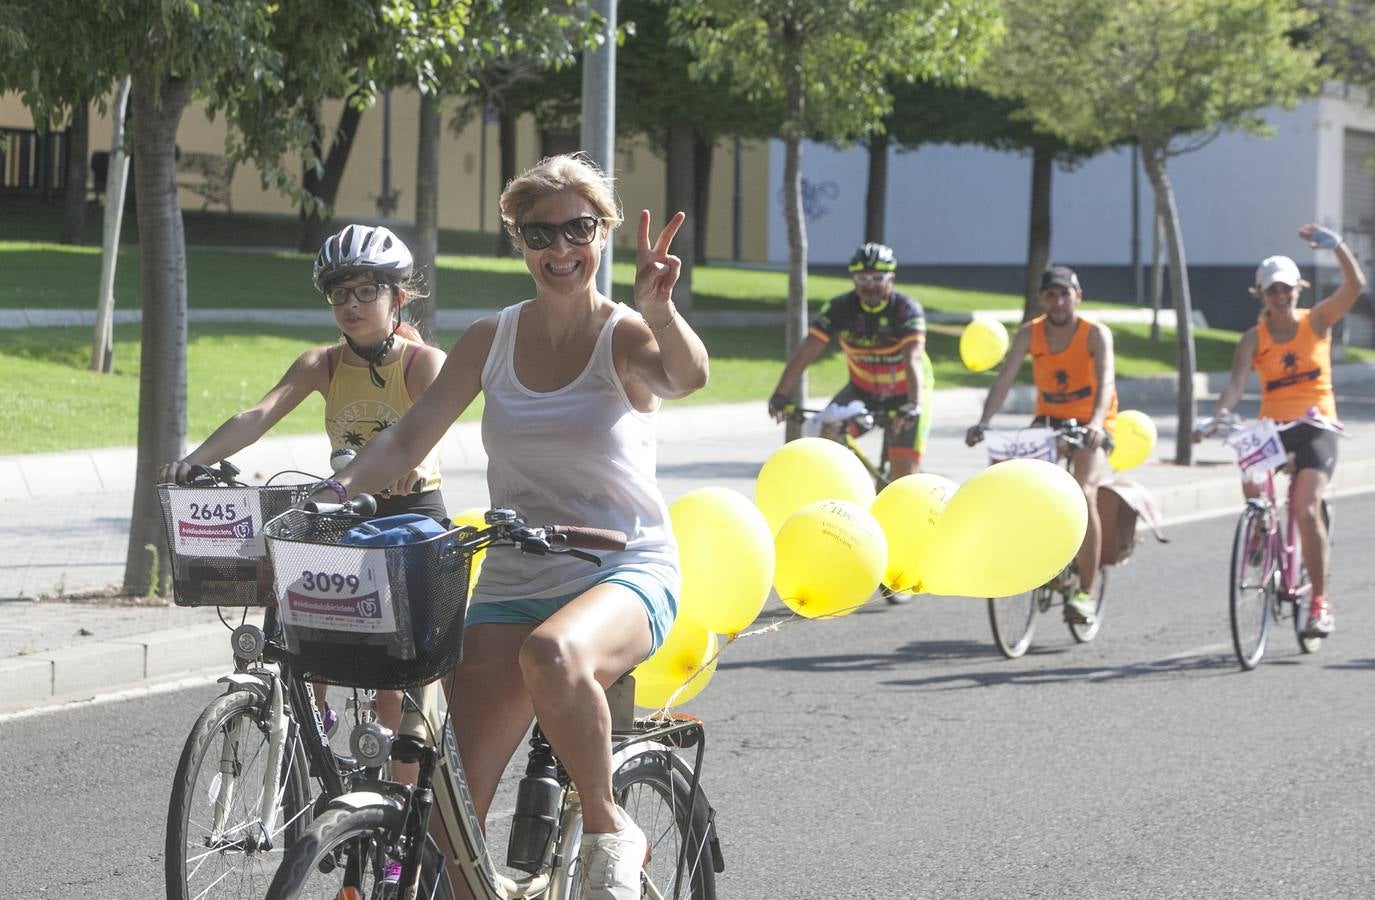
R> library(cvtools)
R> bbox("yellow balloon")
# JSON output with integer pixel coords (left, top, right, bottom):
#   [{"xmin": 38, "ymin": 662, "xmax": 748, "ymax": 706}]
[
  {"xmin": 870, "ymin": 473, "xmax": 959, "ymax": 592},
  {"xmin": 670, "ymin": 488, "xmax": 775, "ymax": 634},
  {"xmin": 959, "ymin": 318, "xmax": 1011, "ymax": 373},
  {"xmin": 755, "ymin": 437, "xmax": 876, "ymax": 535},
  {"xmin": 920, "ymin": 459, "xmax": 1087, "ymax": 598},
  {"xmin": 1107, "ymin": 410, "xmax": 1157, "ymax": 472},
  {"xmin": 633, "ymin": 616, "xmax": 719, "ymax": 709},
  {"xmin": 774, "ymin": 499, "xmax": 887, "ymax": 618},
  {"xmin": 450, "ymin": 506, "xmax": 489, "ymax": 595}
]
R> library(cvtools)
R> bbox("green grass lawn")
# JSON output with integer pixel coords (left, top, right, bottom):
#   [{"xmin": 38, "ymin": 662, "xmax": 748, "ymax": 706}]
[{"xmin": 7, "ymin": 316, "xmax": 1355, "ymax": 455}]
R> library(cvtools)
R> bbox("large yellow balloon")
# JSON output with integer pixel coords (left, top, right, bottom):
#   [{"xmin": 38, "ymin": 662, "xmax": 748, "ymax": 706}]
[
  {"xmin": 1107, "ymin": 410, "xmax": 1157, "ymax": 472},
  {"xmin": 959, "ymin": 318, "xmax": 1011, "ymax": 373},
  {"xmin": 870, "ymin": 473, "xmax": 959, "ymax": 592},
  {"xmin": 450, "ymin": 507, "xmax": 489, "ymax": 595},
  {"xmin": 755, "ymin": 438, "xmax": 876, "ymax": 535},
  {"xmin": 670, "ymin": 488, "xmax": 775, "ymax": 634},
  {"xmin": 920, "ymin": 459, "xmax": 1087, "ymax": 598},
  {"xmin": 633, "ymin": 616, "xmax": 718, "ymax": 709},
  {"xmin": 774, "ymin": 499, "xmax": 887, "ymax": 618}
]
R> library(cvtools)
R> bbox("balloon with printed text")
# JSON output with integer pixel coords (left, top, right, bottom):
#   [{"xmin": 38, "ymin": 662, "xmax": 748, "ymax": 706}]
[
  {"xmin": 450, "ymin": 507, "xmax": 489, "ymax": 594},
  {"xmin": 959, "ymin": 318, "xmax": 1011, "ymax": 372},
  {"xmin": 755, "ymin": 437, "xmax": 876, "ymax": 535},
  {"xmin": 919, "ymin": 459, "xmax": 1087, "ymax": 598},
  {"xmin": 870, "ymin": 473, "xmax": 959, "ymax": 593},
  {"xmin": 633, "ymin": 615, "xmax": 718, "ymax": 709},
  {"xmin": 670, "ymin": 488, "xmax": 775, "ymax": 634},
  {"xmin": 774, "ymin": 499, "xmax": 887, "ymax": 618}
]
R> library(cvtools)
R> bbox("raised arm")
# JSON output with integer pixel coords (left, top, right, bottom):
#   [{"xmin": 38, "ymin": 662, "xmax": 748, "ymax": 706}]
[
  {"xmin": 158, "ymin": 347, "xmax": 327, "ymax": 483},
  {"xmin": 1303, "ymin": 223, "xmax": 1367, "ymax": 335},
  {"xmin": 623, "ymin": 210, "xmax": 709, "ymax": 400}
]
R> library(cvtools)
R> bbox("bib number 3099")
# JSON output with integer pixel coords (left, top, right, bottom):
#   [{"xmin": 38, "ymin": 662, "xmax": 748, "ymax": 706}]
[{"xmin": 277, "ymin": 546, "xmax": 395, "ymax": 635}]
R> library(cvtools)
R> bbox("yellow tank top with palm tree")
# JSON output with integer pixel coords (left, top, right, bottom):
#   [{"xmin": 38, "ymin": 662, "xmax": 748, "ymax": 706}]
[{"xmin": 324, "ymin": 341, "xmax": 443, "ymax": 492}]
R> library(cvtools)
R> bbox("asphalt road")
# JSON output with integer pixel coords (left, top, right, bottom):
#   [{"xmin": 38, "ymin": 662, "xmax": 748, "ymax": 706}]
[{"xmin": 3, "ymin": 507, "xmax": 1373, "ymax": 898}]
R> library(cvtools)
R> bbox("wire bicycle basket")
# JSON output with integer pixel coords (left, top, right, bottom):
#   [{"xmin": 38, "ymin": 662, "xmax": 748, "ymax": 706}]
[
  {"xmin": 262, "ymin": 509, "xmax": 475, "ymax": 689},
  {"xmin": 157, "ymin": 483, "xmax": 313, "ymax": 607}
]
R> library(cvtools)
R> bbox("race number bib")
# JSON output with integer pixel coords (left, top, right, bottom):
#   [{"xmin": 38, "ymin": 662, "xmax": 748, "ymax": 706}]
[
  {"xmin": 984, "ymin": 428, "xmax": 1058, "ymax": 464},
  {"xmin": 1225, "ymin": 419, "xmax": 1286, "ymax": 482},
  {"xmin": 275, "ymin": 546, "xmax": 396, "ymax": 635},
  {"xmin": 168, "ymin": 489, "xmax": 267, "ymax": 557}
]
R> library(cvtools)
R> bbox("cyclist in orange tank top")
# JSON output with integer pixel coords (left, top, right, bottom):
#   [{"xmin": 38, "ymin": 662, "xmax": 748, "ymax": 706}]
[
  {"xmin": 966, "ymin": 266, "xmax": 1117, "ymax": 626},
  {"xmin": 1203, "ymin": 223, "xmax": 1366, "ymax": 638}
]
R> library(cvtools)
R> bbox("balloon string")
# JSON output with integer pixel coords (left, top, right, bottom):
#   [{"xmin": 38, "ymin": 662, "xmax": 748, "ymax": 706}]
[{"xmin": 644, "ymin": 595, "xmax": 875, "ymax": 717}]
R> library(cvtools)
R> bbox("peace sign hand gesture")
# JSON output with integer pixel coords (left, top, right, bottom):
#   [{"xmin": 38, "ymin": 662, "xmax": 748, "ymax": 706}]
[{"xmin": 635, "ymin": 209, "xmax": 685, "ymax": 328}]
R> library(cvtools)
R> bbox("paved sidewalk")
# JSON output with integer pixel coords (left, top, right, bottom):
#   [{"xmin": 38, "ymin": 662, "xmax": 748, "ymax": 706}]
[{"xmin": 3, "ymin": 364, "xmax": 1373, "ymax": 714}]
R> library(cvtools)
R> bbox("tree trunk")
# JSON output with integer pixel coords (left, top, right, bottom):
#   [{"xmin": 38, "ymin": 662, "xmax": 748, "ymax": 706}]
[
  {"xmin": 666, "ymin": 118, "xmax": 695, "ymax": 318},
  {"xmin": 781, "ymin": 22, "xmax": 807, "ymax": 443},
  {"xmin": 1150, "ymin": 209, "xmax": 1164, "ymax": 342},
  {"xmin": 123, "ymin": 72, "xmax": 192, "ymax": 596},
  {"xmin": 1141, "ymin": 144, "xmax": 1197, "ymax": 466},
  {"xmin": 413, "ymin": 94, "xmax": 441, "ymax": 342},
  {"xmin": 692, "ymin": 132, "xmax": 712, "ymax": 267},
  {"xmin": 297, "ymin": 99, "xmax": 364, "ymax": 253},
  {"xmin": 91, "ymin": 77, "xmax": 132, "ymax": 373},
  {"xmin": 61, "ymin": 99, "xmax": 90, "ymax": 245},
  {"xmin": 495, "ymin": 110, "xmax": 518, "ymax": 257},
  {"xmin": 864, "ymin": 131, "xmax": 889, "ymax": 244},
  {"xmin": 1023, "ymin": 144, "xmax": 1053, "ymax": 322}
]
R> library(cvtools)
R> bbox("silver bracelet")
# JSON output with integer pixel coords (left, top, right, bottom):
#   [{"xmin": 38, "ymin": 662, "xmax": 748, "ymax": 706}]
[{"xmin": 646, "ymin": 309, "xmax": 677, "ymax": 333}]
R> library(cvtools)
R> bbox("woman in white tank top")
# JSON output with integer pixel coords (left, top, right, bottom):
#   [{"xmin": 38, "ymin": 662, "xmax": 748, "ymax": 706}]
[{"xmin": 317, "ymin": 154, "xmax": 709, "ymax": 898}]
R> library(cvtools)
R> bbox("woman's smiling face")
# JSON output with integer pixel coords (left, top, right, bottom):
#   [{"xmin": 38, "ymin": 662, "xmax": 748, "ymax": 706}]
[{"xmin": 518, "ymin": 189, "xmax": 606, "ymax": 298}]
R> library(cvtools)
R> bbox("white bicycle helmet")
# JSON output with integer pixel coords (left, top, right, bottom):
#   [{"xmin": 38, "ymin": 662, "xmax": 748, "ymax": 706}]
[{"xmin": 313, "ymin": 224, "xmax": 414, "ymax": 292}]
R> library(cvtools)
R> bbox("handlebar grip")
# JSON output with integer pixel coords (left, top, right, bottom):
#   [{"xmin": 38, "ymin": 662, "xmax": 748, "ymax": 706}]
[{"xmin": 547, "ymin": 525, "xmax": 628, "ymax": 552}]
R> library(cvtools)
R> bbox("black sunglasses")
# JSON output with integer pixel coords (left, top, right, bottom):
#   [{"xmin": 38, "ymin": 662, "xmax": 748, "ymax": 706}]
[
  {"xmin": 517, "ymin": 215, "xmax": 603, "ymax": 251},
  {"xmin": 324, "ymin": 281, "xmax": 391, "ymax": 307}
]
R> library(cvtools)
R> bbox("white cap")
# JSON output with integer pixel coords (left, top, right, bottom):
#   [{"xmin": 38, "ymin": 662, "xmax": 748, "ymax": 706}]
[{"xmin": 1255, "ymin": 255, "xmax": 1300, "ymax": 291}]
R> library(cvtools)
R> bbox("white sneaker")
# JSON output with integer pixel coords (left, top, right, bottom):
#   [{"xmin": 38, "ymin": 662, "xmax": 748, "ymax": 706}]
[{"xmin": 579, "ymin": 814, "xmax": 646, "ymax": 900}]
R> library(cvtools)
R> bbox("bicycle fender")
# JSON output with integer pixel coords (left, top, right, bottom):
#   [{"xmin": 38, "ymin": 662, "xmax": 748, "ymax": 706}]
[
  {"xmin": 327, "ymin": 790, "xmax": 406, "ymax": 812},
  {"xmin": 217, "ymin": 672, "xmax": 271, "ymax": 701}
]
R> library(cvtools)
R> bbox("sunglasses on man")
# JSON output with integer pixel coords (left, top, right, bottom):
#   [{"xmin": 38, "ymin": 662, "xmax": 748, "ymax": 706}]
[
  {"xmin": 517, "ymin": 215, "xmax": 604, "ymax": 251},
  {"xmin": 853, "ymin": 272, "xmax": 891, "ymax": 286}
]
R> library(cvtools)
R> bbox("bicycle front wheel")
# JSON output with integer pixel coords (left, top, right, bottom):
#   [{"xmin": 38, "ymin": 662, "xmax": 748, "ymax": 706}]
[
  {"xmin": 988, "ymin": 587, "xmax": 1045, "ymax": 659},
  {"xmin": 1230, "ymin": 507, "xmax": 1275, "ymax": 670},
  {"xmin": 264, "ymin": 805, "xmax": 453, "ymax": 900},
  {"xmin": 166, "ymin": 688, "xmax": 311, "ymax": 900}
]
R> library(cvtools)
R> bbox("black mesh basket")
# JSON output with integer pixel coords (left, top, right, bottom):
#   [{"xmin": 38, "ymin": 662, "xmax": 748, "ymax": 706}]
[
  {"xmin": 263, "ymin": 509, "xmax": 473, "ymax": 690},
  {"xmin": 158, "ymin": 483, "xmax": 313, "ymax": 607}
]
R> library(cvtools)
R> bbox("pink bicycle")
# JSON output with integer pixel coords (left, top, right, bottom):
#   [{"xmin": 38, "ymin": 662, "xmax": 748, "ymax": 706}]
[{"xmin": 1198, "ymin": 413, "xmax": 1338, "ymax": 670}]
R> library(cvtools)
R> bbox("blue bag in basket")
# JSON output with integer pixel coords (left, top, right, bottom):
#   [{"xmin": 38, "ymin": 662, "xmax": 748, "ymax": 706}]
[{"xmin": 339, "ymin": 513, "xmax": 452, "ymax": 658}]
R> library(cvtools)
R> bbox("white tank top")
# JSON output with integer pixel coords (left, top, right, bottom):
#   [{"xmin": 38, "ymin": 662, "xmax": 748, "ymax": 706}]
[{"xmin": 472, "ymin": 300, "xmax": 679, "ymax": 604}]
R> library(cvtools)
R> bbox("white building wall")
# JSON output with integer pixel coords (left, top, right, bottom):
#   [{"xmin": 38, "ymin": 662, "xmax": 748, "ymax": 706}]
[{"xmin": 767, "ymin": 101, "xmax": 1329, "ymax": 269}]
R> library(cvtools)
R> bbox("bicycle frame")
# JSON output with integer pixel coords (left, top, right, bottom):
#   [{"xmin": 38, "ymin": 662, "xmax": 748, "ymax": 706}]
[
  {"xmin": 356, "ymin": 679, "xmax": 710, "ymax": 900},
  {"xmin": 1250, "ymin": 469, "xmax": 1309, "ymax": 607}
]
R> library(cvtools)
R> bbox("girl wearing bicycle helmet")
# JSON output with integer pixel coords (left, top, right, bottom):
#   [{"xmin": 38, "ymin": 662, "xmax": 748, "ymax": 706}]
[
  {"xmin": 316, "ymin": 153, "xmax": 709, "ymax": 900},
  {"xmin": 159, "ymin": 223, "xmax": 447, "ymax": 521},
  {"xmin": 1206, "ymin": 223, "xmax": 1366, "ymax": 637}
]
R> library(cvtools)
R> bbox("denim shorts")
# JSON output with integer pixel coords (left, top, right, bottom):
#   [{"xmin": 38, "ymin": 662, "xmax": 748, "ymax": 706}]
[{"xmin": 463, "ymin": 568, "xmax": 678, "ymax": 657}]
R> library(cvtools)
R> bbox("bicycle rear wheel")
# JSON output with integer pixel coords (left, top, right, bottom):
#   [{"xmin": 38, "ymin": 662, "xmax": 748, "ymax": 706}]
[
  {"xmin": 264, "ymin": 805, "xmax": 453, "ymax": 900},
  {"xmin": 166, "ymin": 688, "xmax": 311, "ymax": 900},
  {"xmin": 564, "ymin": 749, "xmax": 718, "ymax": 900},
  {"xmin": 1067, "ymin": 568, "xmax": 1107, "ymax": 644},
  {"xmin": 987, "ymin": 587, "xmax": 1046, "ymax": 659},
  {"xmin": 1230, "ymin": 507, "xmax": 1275, "ymax": 670}
]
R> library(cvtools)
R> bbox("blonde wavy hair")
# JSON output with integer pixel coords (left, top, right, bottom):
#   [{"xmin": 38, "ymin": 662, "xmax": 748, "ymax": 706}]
[{"xmin": 499, "ymin": 153, "xmax": 624, "ymax": 247}]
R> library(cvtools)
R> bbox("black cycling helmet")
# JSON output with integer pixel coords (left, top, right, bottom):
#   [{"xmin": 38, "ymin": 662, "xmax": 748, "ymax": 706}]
[
  {"xmin": 848, "ymin": 242, "xmax": 897, "ymax": 273},
  {"xmin": 313, "ymin": 224, "xmax": 414, "ymax": 293}
]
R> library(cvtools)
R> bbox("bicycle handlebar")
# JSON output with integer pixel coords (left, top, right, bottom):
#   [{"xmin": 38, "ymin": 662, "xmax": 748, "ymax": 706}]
[{"xmin": 303, "ymin": 493, "xmax": 379, "ymax": 517}]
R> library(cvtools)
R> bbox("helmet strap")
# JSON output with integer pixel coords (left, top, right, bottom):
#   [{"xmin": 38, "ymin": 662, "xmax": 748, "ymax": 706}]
[{"xmin": 344, "ymin": 324, "xmax": 398, "ymax": 389}]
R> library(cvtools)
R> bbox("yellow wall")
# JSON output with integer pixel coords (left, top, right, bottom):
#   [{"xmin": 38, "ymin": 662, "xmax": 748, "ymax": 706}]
[{"xmin": 2, "ymin": 89, "xmax": 770, "ymax": 261}]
